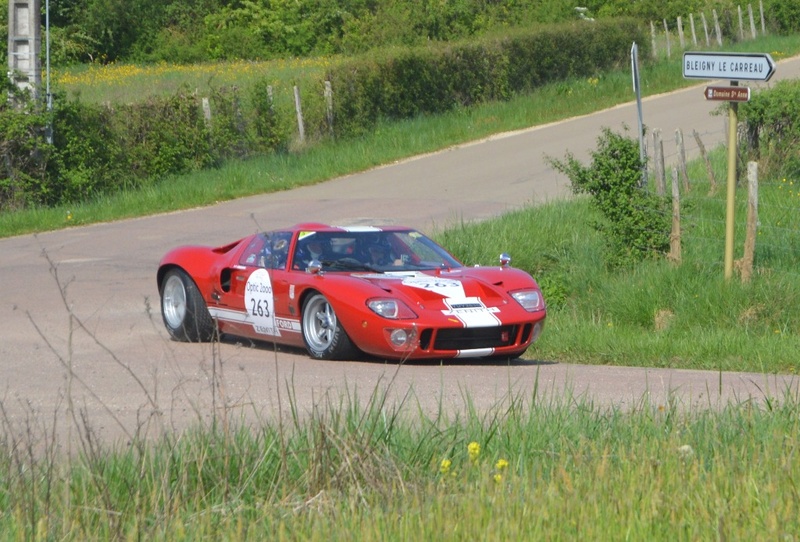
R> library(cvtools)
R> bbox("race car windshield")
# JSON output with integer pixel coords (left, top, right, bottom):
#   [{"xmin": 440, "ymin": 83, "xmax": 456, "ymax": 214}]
[{"xmin": 293, "ymin": 230, "xmax": 462, "ymax": 272}]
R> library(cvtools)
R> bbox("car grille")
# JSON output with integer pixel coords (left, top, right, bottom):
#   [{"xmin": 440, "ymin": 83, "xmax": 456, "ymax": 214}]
[{"xmin": 428, "ymin": 325, "xmax": 521, "ymax": 351}]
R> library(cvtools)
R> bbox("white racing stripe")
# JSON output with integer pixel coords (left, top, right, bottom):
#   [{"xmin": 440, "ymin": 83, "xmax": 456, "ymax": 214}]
[
  {"xmin": 455, "ymin": 348, "xmax": 495, "ymax": 358},
  {"xmin": 337, "ymin": 226, "xmax": 381, "ymax": 232},
  {"xmin": 208, "ymin": 307, "xmax": 300, "ymax": 335},
  {"xmin": 208, "ymin": 307, "xmax": 249, "ymax": 323}
]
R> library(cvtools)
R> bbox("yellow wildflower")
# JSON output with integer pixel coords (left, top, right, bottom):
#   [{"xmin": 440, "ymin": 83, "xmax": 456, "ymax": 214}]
[
  {"xmin": 468, "ymin": 441, "xmax": 481, "ymax": 463},
  {"xmin": 440, "ymin": 458, "xmax": 452, "ymax": 475}
]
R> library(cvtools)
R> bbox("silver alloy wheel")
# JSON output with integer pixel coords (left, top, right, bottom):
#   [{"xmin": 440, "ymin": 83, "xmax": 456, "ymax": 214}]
[
  {"xmin": 162, "ymin": 273, "xmax": 188, "ymax": 329},
  {"xmin": 303, "ymin": 294, "xmax": 336, "ymax": 351}
]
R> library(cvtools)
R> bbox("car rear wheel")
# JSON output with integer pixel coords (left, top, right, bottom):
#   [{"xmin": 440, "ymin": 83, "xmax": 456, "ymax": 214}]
[
  {"xmin": 301, "ymin": 293, "xmax": 357, "ymax": 360},
  {"xmin": 161, "ymin": 268, "xmax": 216, "ymax": 342}
]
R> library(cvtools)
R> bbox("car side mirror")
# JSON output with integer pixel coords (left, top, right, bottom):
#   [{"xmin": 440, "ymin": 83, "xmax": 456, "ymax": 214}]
[{"xmin": 307, "ymin": 259, "xmax": 323, "ymax": 274}]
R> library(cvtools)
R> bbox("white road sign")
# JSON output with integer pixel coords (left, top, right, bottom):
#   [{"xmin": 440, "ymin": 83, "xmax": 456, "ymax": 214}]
[{"xmin": 683, "ymin": 52, "xmax": 776, "ymax": 82}]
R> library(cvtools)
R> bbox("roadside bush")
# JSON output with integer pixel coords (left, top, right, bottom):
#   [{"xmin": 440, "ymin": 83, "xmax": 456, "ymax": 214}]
[
  {"xmin": 740, "ymin": 80, "xmax": 800, "ymax": 180},
  {"xmin": 49, "ymin": 96, "xmax": 126, "ymax": 202},
  {"xmin": 763, "ymin": 0, "xmax": 800, "ymax": 33},
  {"xmin": 249, "ymin": 83, "xmax": 293, "ymax": 153},
  {"xmin": 0, "ymin": 99, "xmax": 52, "ymax": 210},
  {"xmin": 548, "ymin": 128, "xmax": 671, "ymax": 268}
]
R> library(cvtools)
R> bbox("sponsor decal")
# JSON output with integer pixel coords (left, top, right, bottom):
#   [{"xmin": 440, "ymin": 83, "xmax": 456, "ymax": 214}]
[
  {"xmin": 275, "ymin": 318, "xmax": 301, "ymax": 332},
  {"xmin": 402, "ymin": 275, "xmax": 465, "ymax": 297},
  {"xmin": 245, "ymin": 269, "xmax": 278, "ymax": 336},
  {"xmin": 442, "ymin": 297, "xmax": 501, "ymax": 328}
]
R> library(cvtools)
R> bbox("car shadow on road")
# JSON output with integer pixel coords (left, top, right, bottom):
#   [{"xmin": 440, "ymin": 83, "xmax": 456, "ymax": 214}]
[
  {"xmin": 223, "ymin": 335, "xmax": 557, "ymax": 367},
  {"xmin": 384, "ymin": 356, "xmax": 558, "ymax": 368}
]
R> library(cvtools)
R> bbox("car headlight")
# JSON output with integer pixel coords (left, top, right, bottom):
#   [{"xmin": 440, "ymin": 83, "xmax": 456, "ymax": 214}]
[
  {"xmin": 367, "ymin": 298, "xmax": 418, "ymax": 319},
  {"xmin": 511, "ymin": 289, "xmax": 545, "ymax": 312}
]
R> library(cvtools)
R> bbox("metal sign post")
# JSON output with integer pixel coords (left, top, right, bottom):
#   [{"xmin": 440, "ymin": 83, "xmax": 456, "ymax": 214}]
[
  {"xmin": 723, "ymin": 81, "xmax": 739, "ymax": 279},
  {"xmin": 631, "ymin": 42, "xmax": 646, "ymax": 187},
  {"xmin": 683, "ymin": 51, "xmax": 776, "ymax": 279}
]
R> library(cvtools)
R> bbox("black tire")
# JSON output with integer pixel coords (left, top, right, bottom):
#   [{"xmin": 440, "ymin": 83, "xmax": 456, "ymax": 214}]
[
  {"xmin": 160, "ymin": 268, "xmax": 216, "ymax": 342},
  {"xmin": 301, "ymin": 293, "xmax": 358, "ymax": 360}
]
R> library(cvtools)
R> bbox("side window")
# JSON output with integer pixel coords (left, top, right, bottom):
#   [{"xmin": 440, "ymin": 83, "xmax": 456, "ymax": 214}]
[
  {"xmin": 263, "ymin": 232, "xmax": 292, "ymax": 270},
  {"xmin": 238, "ymin": 232, "xmax": 292, "ymax": 269},
  {"xmin": 239, "ymin": 235, "xmax": 267, "ymax": 267}
]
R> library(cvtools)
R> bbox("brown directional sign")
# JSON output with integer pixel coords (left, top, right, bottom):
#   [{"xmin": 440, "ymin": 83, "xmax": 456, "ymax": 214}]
[{"xmin": 704, "ymin": 86, "xmax": 751, "ymax": 102}]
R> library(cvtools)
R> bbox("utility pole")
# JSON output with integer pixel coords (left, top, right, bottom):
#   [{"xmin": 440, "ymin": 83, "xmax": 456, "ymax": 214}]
[{"xmin": 7, "ymin": 0, "xmax": 42, "ymax": 99}]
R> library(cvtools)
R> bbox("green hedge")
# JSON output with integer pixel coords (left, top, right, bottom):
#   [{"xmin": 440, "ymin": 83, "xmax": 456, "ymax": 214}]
[
  {"xmin": 327, "ymin": 18, "xmax": 646, "ymax": 137},
  {"xmin": 0, "ymin": 18, "xmax": 646, "ymax": 211}
]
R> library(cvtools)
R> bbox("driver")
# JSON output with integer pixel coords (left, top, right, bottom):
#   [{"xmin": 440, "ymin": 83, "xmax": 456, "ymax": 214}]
[
  {"xmin": 368, "ymin": 244, "xmax": 390, "ymax": 266},
  {"xmin": 294, "ymin": 236, "xmax": 328, "ymax": 269}
]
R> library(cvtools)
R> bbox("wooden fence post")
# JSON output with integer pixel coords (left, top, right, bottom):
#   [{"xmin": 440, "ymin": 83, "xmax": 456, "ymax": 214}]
[
  {"xmin": 748, "ymin": 4, "xmax": 757, "ymax": 39},
  {"xmin": 692, "ymin": 130, "xmax": 718, "ymax": 195},
  {"xmin": 738, "ymin": 6, "xmax": 745, "ymax": 40},
  {"xmin": 651, "ymin": 22, "xmax": 657, "ymax": 58},
  {"xmin": 760, "ymin": 0, "xmax": 766, "ymax": 34},
  {"xmin": 202, "ymin": 97, "xmax": 212, "ymax": 126},
  {"xmin": 675, "ymin": 128, "xmax": 690, "ymax": 192},
  {"xmin": 324, "ymin": 80, "xmax": 333, "ymax": 135},
  {"xmin": 702, "ymin": 13, "xmax": 710, "ymax": 46},
  {"xmin": 677, "ymin": 16, "xmax": 685, "ymax": 49},
  {"xmin": 293, "ymin": 85, "xmax": 305, "ymax": 144},
  {"xmin": 654, "ymin": 129, "xmax": 666, "ymax": 196},
  {"xmin": 663, "ymin": 19, "xmax": 671, "ymax": 58},
  {"xmin": 690, "ymin": 14, "xmax": 697, "ymax": 46},
  {"xmin": 740, "ymin": 162, "xmax": 758, "ymax": 283},
  {"xmin": 713, "ymin": 9, "xmax": 723, "ymax": 45},
  {"xmin": 670, "ymin": 167, "xmax": 682, "ymax": 263}
]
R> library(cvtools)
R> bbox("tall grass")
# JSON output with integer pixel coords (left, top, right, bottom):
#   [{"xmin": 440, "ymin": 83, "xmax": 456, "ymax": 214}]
[{"xmin": 2, "ymin": 381, "xmax": 798, "ymax": 539}]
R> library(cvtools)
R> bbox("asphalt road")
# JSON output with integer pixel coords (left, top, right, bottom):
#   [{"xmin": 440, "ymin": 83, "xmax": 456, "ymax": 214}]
[{"xmin": 2, "ymin": 56, "xmax": 799, "ymax": 446}]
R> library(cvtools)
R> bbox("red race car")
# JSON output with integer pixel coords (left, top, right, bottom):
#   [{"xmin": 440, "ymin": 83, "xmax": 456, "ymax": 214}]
[{"xmin": 157, "ymin": 223, "xmax": 546, "ymax": 361}]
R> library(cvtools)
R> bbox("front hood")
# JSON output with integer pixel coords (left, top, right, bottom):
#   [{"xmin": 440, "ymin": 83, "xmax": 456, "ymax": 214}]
[{"xmin": 353, "ymin": 270, "xmax": 506, "ymax": 307}]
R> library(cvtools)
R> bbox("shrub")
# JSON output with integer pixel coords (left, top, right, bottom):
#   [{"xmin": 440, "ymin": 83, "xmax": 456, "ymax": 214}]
[
  {"xmin": 548, "ymin": 128, "xmax": 671, "ymax": 268},
  {"xmin": 0, "ymin": 99, "xmax": 53, "ymax": 210},
  {"xmin": 740, "ymin": 80, "xmax": 800, "ymax": 180}
]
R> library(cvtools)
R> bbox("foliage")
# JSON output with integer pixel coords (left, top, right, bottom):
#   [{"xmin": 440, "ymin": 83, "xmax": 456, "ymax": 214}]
[
  {"xmin": 327, "ymin": 19, "xmax": 644, "ymax": 138},
  {"xmin": 0, "ymin": 86, "xmax": 287, "ymax": 210},
  {"xmin": 763, "ymin": 0, "xmax": 800, "ymax": 33},
  {"xmin": 548, "ymin": 128, "xmax": 671, "ymax": 268},
  {"xmin": 0, "ymin": 18, "xmax": 645, "ymax": 210},
  {"xmin": 47, "ymin": 96, "xmax": 126, "ymax": 203},
  {"xmin": 5, "ymin": 0, "xmax": 798, "ymax": 66},
  {"xmin": 740, "ymin": 79, "xmax": 800, "ymax": 179},
  {"xmin": 2, "ymin": 384, "xmax": 800, "ymax": 539},
  {"xmin": 0, "ymin": 96, "xmax": 53, "ymax": 210},
  {"xmin": 38, "ymin": 0, "xmax": 796, "ymax": 65}
]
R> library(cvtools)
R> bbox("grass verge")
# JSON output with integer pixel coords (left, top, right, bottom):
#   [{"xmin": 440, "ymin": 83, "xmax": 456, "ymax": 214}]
[{"xmin": 2, "ymin": 380, "xmax": 798, "ymax": 540}]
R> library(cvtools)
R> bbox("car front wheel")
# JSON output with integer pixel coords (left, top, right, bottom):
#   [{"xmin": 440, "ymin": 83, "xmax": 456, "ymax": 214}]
[
  {"xmin": 160, "ymin": 268, "xmax": 216, "ymax": 342},
  {"xmin": 301, "ymin": 293, "xmax": 357, "ymax": 360}
]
